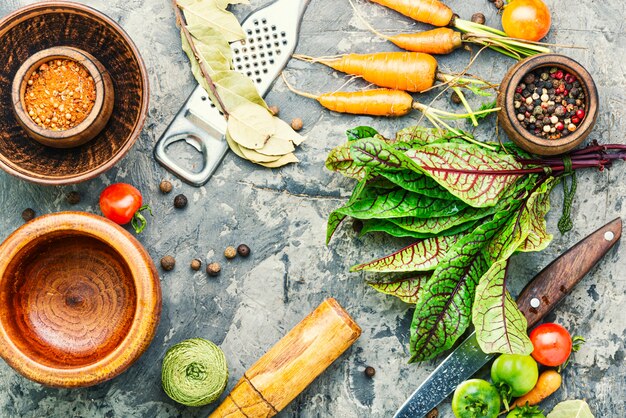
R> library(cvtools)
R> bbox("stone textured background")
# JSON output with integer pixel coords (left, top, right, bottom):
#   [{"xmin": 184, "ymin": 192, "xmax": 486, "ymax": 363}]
[{"xmin": 0, "ymin": 0, "xmax": 624, "ymax": 417}]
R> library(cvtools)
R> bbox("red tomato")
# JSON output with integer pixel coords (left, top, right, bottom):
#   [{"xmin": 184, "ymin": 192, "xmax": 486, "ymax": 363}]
[
  {"xmin": 99, "ymin": 183, "xmax": 143, "ymax": 225},
  {"xmin": 529, "ymin": 323, "xmax": 572, "ymax": 366},
  {"xmin": 502, "ymin": 0, "xmax": 552, "ymax": 42}
]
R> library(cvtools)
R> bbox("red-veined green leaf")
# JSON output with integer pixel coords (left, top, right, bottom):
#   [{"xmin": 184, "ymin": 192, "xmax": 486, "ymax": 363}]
[
  {"xmin": 472, "ymin": 259, "xmax": 533, "ymax": 355},
  {"xmin": 368, "ymin": 273, "xmax": 430, "ymax": 304},
  {"xmin": 389, "ymin": 206, "xmax": 494, "ymax": 234},
  {"xmin": 405, "ymin": 143, "xmax": 524, "ymax": 208},
  {"xmin": 351, "ymin": 235, "xmax": 460, "ymax": 273}
]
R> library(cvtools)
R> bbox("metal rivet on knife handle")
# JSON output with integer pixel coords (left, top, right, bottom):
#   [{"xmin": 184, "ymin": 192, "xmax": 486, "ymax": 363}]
[
  {"xmin": 604, "ymin": 231, "xmax": 615, "ymax": 241},
  {"xmin": 530, "ymin": 298, "xmax": 540, "ymax": 308}
]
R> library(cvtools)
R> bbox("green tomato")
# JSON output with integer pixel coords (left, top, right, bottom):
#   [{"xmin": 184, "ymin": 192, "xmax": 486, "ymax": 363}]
[
  {"xmin": 491, "ymin": 354, "xmax": 539, "ymax": 397},
  {"xmin": 452, "ymin": 379, "xmax": 500, "ymax": 418},
  {"xmin": 506, "ymin": 405, "xmax": 546, "ymax": 418}
]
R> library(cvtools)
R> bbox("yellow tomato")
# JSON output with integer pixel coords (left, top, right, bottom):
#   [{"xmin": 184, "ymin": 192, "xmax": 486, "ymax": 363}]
[{"xmin": 502, "ymin": 0, "xmax": 552, "ymax": 42}]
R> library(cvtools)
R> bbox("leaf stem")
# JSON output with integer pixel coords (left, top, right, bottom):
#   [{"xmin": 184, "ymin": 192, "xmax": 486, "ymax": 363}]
[{"xmin": 173, "ymin": 0, "xmax": 230, "ymax": 118}]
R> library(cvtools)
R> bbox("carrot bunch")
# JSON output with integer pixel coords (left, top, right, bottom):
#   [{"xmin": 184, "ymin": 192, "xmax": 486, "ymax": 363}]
[{"xmin": 363, "ymin": 0, "xmax": 551, "ymax": 59}]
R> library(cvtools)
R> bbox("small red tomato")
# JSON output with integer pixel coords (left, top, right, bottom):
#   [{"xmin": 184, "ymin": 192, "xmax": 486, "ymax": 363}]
[
  {"xmin": 529, "ymin": 323, "xmax": 573, "ymax": 366},
  {"xmin": 100, "ymin": 183, "xmax": 150, "ymax": 233},
  {"xmin": 502, "ymin": 0, "xmax": 552, "ymax": 42}
]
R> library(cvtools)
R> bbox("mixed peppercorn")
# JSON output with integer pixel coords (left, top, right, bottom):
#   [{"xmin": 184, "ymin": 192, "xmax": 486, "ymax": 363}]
[{"xmin": 514, "ymin": 67, "xmax": 586, "ymax": 140}]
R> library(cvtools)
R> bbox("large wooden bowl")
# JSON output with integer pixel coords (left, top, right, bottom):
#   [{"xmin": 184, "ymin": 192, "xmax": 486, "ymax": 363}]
[
  {"xmin": 0, "ymin": 2, "xmax": 149, "ymax": 185},
  {"xmin": 497, "ymin": 54, "xmax": 599, "ymax": 156},
  {"xmin": 0, "ymin": 212, "xmax": 161, "ymax": 387}
]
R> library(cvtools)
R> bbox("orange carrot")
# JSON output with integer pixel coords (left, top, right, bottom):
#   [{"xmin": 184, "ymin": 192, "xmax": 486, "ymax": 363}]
[
  {"xmin": 370, "ymin": 0, "xmax": 454, "ymax": 27},
  {"xmin": 511, "ymin": 370, "xmax": 562, "ymax": 408},
  {"xmin": 293, "ymin": 52, "xmax": 438, "ymax": 93},
  {"xmin": 381, "ymin": 27, "xmax": 463, "ymax": 55},
  {"xmin": 313, "ymin": 88, "xmax": 414, "ymax": 117}
]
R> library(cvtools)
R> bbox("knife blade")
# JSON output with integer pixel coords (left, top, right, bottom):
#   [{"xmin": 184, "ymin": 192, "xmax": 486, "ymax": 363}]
[{"xmin": 393, "ymin": 217, "xmax": 622, "ymax": 418}]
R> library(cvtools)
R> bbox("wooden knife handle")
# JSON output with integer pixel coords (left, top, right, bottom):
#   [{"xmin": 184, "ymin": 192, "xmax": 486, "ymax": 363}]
[
  {"xmin": 518, "ymin": 218, "xmax": 622, "ymax": 329},
  {"xmin": 209, "ymin": 298, "xmax": 361, "ymax": 418}
]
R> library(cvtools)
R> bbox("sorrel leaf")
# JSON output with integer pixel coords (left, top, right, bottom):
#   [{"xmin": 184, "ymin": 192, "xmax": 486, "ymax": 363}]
[
  {"xmin": 346, "ymin": 126, "xmax": 379, "ymax": 141},
  {"xmin": 389, "ymin": 206, "xmax": 494, "ymax": 234},
  {"xmin": 518, "ymin": 178, "xmax": 556, "ymax": 253},
  {"xmin": 409, "ymin": 211, "xmax": 513, "ymax": 362},
  {"xmin": 472, "ymin": 260, "xmax": 533, "ymax": 355},
  {"xmin": 325, "ymin": 143, "xmax": 368, "ymax": 181},
  {"xmin": 360, "ymin": 218, "xmax": 479, "ymax": 239},
  {"xmin": 395, "ymin": 126, "xmax": 460, "ymax": 146},
  {"xmin": 350, "ymin": 137, "xmax": 421, "ymax": 172},
  {"xmin": 335, "ymin": 189, "xmax": 467, "ymax": 220},
  {"xmin": 405, "ymin": 143, "xmax": 523, "ymax": 208},
  {"xmin": 351, "ymin": 235, "xmax": 461, "ymax": 273},
  {"xmin": 326, "ymin": 178, "xmax": 372, "ymax": 243},
  {"xmin": 368, "ymin": 273, "xmax": 430, "ymax": 304},
  {"xmin": 378, "ymin": 170, "xmax": 454, "ymax": 199}
]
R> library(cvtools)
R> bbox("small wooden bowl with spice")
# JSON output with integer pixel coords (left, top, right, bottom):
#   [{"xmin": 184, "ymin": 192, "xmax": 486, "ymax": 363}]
[
  {"xmin": 497, "ymin": 54, "xmax": 599, "ymax": 156},
  {"xmin": 0, "ymin": 212, "xmax": 161, "ymax": 387},
  {"xmin": 12, "ymin": 46, "xmax": 114, "ymax": 148}
]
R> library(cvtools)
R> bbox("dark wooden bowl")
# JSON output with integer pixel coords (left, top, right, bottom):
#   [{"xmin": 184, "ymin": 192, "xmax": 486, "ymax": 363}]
[
  {"xmin": 497, "ymin": 54, "xmax": 598, "ymax": 156},
  {"xmin": 0, "ymin": 2, "xmax": 149, "ymax": 185},
  {"xmin": 0, "ymin": 212, "xmax": 161, "ymax": 388},
  {"xmin": 12, "ymin": 46, "xmax": 115, "ymax": 149}
]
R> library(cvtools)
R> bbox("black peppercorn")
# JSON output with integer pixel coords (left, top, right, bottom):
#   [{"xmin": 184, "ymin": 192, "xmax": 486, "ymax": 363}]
[
  {"xmin": 160, "ymin": 180, "xmax": 173, "ymax": 194},
  {"xmin": 21, "ymin": 208, "xmax": 35, "ymax": 222},
  {"xmin": 174, "ymin": 194, "xmax": 188, "ymax": 209},
  {"xmin": 237, "ymin": 244, "xmax": 251, "ymax": 257},
  {"xmin": 207, "ymin": 262, "xmax": 221, "ymax": 277},
  {"xmin": 161, "ymin": 255, "xmax": 176, "ymax": 271},
  {"xmin": 191, "ymin": 259, "xmax": 202, "ymax": 271},
  {"xmin": 66, "ymin": 191, "xmax": 81, "ymax": 205},
  {"xmin": 364, "ymin": 366, "xmax": 376, "ymax": 378}
]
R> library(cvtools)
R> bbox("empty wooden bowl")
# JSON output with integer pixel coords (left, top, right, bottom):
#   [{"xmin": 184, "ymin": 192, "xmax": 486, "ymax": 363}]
[
  {"xmin": 0, "ymin": 2, "xmax": 149, "ymax": 185},
  {"xmin": 12, "ymin": 46, "xmax": 115, "ymax": 148},
  {"xmin": 0, "ymin": 212, "xmax": 161, "ymax": 388},
  {"xmin": 497, "ymin": 54, "xmax": 599, "ymax": 156}
]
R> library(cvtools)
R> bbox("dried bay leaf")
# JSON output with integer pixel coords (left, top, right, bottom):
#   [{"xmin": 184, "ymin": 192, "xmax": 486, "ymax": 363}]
[
  {"xmin": 225, "ymin": 131, "xmax": 246, "ymax": 159},
  {"xmin": 212, "ymin": 71, "xmax": 268, "ymax": 110},
  {"xmin": 547, "ymin": 400, "xmax": 594, "ymax": 418},
  {"xmin": 258, "ymin": 153, "xmax": 299, "ymax": 168},
  {"xmin": 273, "ymin": 117, "xmax": 305, "ymax": 146},
  {"xmin": 186, "ymin": 24, "xmax": 232, "ymax": 65},
  {"xmin": 179, "ymin": 0, "xmax": 245, "ymax": 42},
  {"xmin": 239, "ymin": 146, "xmax": 281, "ymax": 163},
  {"xmin": 227, "ymin": 102, "xmax": 275, "ymax": 150}
]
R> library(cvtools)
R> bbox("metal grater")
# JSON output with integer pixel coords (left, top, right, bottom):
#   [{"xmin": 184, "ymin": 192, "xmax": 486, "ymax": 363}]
[{"xmin": 154, "ymin": 0, "xmax": 311, "ymax": 186}]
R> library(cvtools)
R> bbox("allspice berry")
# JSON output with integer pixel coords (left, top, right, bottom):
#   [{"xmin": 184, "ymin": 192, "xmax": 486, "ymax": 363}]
[
  {"xmin": 471, "ymin": 12, "xmax": 485, "ymax": 25},
  {"xmin": 426, "ymin": 408, "xmax": 439, "ymax": 418},
  {"xmin": 207, "ymin": 262, "xmax": 221, "ymax": 277},
  {"xmin": 66, "ymin": 191, "xmax": 81, "ymax": 205},
  {"xmin": 21, "ymin": 208, "xmax": 35, "ymax": 222},
  {"xmin": 237, "ymin": 244, "xmax": 250, "ymax": 257},
  {"xmin": 190, "ymin": 259, "xmax": 202, "ymax": 271},
  {"xmin": 364, "ymin": 366, "xmax": 376, "ymax": 378},
  {"xmin": 450, "ymin": 91, "xmax": 462, "ymax": 105},
  {"xmin": 224, "ymin": 246, "xmax": 237, "ymax": 259},
  {"xmin": 161, "ymin": 255, "xmax": 176, "ymax": 271},
  {"xmin": 290, "ymin": 117, "xmax": 303, "ymax": 131},
  {"xmin": 269, "ymin": 105, "xmax": 279, "ymax": 116},
  {"xmin": 174, "ymin": 194, "xmax": 188, "ymax": 209},
  {"xmin": 160, "ymin": 180, "xmax": 173, "ymax": 194}
]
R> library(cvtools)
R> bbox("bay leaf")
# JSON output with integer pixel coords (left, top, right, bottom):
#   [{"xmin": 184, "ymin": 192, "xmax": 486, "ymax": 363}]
[
  {"xmin": 212, "ymin": 71, "xmax": 268, "ymax": 110},
  {"xmin": 547, "ymin": 400, "xmax": 594, "ymax": 418},
  {"xmin": 274, "ymin": 117, "xmax": 305, "ymax": 146},
  {"xmin": 178, "ymin": 0, "xmax": 245, "ymax": 42},
  {"xmin": 225, "ymin": 131, "xmax": 246, "ymax": 159},
  {"xmin": 238, "ymin": 145, "xmax": 282, "ymax": 163},
  {"xmin": 257, "ymin": 153, "xmax": 299, "ymax": 168},
  {"xmin": 255, "ymin": 134, "xmax": 295, "ymax": 156},
  {"xmin": 227, "ymin": 102, "xmax": 275, "ymax": 150},
  {"xmin": 215, "ymin": 0, "xmax": 248, "ymax": 9},
  {"xmin": 186, "ymin": 24, "xmax": 232, "ymax": 66},
  {"xmin": 181, "ymin": 32, "xmax": 223, "ymax": 112}
]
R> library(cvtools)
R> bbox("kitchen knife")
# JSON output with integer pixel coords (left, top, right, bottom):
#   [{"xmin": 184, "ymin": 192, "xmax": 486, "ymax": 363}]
[{"xmin": 393, "ymin": 217, "xmax": 622, "ymax": 418}]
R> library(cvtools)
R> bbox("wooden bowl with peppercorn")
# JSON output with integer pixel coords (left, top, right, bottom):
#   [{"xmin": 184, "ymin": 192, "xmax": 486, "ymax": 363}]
[
  {"xmin": 497, "ymin": 54, "xmax": 598, "ymax": 156},
  {"xmin": 11, "ymin": 46, "xmax": 114, "ymax": 148},
  {"xmin": 0, "ymin": 2, "xmax": 149, "ymax": 185},
  {"xmin": 0, "ymin": 212, "xmax": 161, "ymax": 388}
]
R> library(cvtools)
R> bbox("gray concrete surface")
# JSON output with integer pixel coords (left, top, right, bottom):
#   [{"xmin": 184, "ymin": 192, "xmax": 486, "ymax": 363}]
[{"xmin": 0, "ymin": 0, "xmax": 624, "ymax": 417}]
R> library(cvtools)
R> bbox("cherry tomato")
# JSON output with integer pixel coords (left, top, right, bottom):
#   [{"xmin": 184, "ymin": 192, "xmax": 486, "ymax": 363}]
[
  {"xmin": 452, "ymin": 379, "xmax": 500, "ymax": 418},
  {"xmin": 491, "ymin": 354, "xmax": 538, "ymax": 397},
  {"xmin": 529, "ymin": 323, "xmax": 572, "ymax": 366},
  {"xmin": 502, "ymin": 0, "xmax": 552, "ymax": 42},
  {"xmin": 100, "ymin": 183, "xmax": 150, "ymax": 233}
]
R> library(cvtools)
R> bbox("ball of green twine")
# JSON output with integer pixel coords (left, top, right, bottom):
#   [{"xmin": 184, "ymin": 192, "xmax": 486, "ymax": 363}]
[{"xmin": 162, "ymin": 338, "xmax": 228, "ymax": 407}]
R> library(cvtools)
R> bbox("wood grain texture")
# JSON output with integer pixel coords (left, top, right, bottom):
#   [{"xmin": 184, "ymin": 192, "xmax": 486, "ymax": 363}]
[
  {"xmin": 0, "ymin": 2, "xmax": 148, "ymax": 184},
  {"xmin": 0, "ymin": 212, "xmax": 161, "ymax": 387},
  {"xmin": 11, "ymin": 46, "xmax": 115, "ymax": 149},
  {"xmin": 497, "ymin": 53, "xmax": 599, "ymax": 156},
  {"xmin": 210, "ymin": 298, "xmax": 361, "ymax": 417},
  {"xmin": 518, "ymin": 218, "xmax": 622, "ymax": 328}
]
